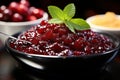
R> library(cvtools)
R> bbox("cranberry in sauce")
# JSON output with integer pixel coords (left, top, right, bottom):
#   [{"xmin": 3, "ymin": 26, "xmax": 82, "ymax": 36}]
[{"xmin": 10, "ymin": 20, "xmax": 115, "ymax": 56}]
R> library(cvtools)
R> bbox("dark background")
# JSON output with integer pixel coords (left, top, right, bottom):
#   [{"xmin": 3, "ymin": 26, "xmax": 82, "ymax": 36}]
[{"xmin": 0, "ymin": 0, "xmax": 120, "ymax": 19}]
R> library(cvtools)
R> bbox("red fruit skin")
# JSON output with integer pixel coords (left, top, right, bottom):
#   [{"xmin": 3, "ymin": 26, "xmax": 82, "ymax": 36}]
[
  {"xmin": 20, "ymin": 0, "xmax": 30, "ymax": 7},
  {"xmin": 3, "ymin": 9, "xmax": 12, "ymax": 16},
  {"xmin": 17, "ymin": 4, "xmax": 29, "ymax": 16},
  {"xmin": 11, "ymin": 13, "xmax": 23, "ymax": 22},
  {"xmin": 28, "ymin": 6, "xmax": 35, "ymax": 14},
  {"xmin": 31, "ymin": 8, "xmax": 44, "ymax": 18},
  {"xmin": 0, "ymin": 13, "xmax": 4, "ymax": 21},
  {"xmin": 40, "ymin": 20, "xmax": 47, "ymax": 26},
  {"xmin": 8, "ymin": 2, "xmax": 19, "ymax": 13},
  {"xmin": 0, "ymin": 5, "xmax": 6, "ymax": 13},
  {"xmin": 26, "ymin": 15, "xmax": 37, "ymax": 21},
  {"xmin": 0, "ymin": 0, "xmax": 45, "ymax": 22},
  {"xmin": 3, "ymin": 9, "xmax": 12, "ymax": 21}
]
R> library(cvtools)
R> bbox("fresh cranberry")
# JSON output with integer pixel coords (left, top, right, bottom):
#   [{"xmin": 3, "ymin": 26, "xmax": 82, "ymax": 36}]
[
  {"xmin": 2, "ymin": 9, "xmax": 12, "ymax": 21},
  {"xmin": 17, "ymin": 4, "xmax": 28, "ymax": 16},
  {"xmin": 0, "ymin": 0, "xmax": 45, "ymax": 22},
  {"xmin": 20, "ymin": 0, "xmax": 30, "ymax": 7},
  {"xmin": 0, "ymin": 13, "xmax": 4, "ymax": 21},
  {"xmin": 0, "ymin": 5, "xmax": 6, "ymax": 13},
  {"xmin": 31, "ymin": 8, "xmax": 44, "ymax": 18},
  {"xmin": 11, "ymin": 13, "xmax": 23, "ymax": 22},
  {"xmin": 3, "ymin": 9, "xmax": 12, "ymax": 16},
  {"xmin": 26, "ymin": 15, "xmax": 37, "ymax": 21},
  {"xmin": 28, "ymin": 6, "xmax": 35, "ymax": 14},
  {"xmin": 8, "ymin": 2, "xmax": 18, "ymax": 12}
]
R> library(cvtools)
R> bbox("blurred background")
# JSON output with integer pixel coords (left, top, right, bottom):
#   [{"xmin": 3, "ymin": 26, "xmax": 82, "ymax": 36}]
[{"xmin": 0, "ymin": 0, "xmax": 120, "ymax": 19}]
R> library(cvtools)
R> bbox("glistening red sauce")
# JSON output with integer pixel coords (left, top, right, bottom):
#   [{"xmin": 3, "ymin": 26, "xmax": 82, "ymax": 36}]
[{"xmin": 10, "ymin": 20, "xmax": 115, "ymax": 56}]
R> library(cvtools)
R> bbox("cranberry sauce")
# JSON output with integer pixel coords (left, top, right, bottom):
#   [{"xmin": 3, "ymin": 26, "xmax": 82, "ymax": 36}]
[{"xmin": 10, "ymin": 20, "xmax": 115, "ymax": 56}]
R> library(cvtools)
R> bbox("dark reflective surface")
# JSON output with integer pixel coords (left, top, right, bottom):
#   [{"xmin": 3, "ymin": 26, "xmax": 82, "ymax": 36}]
[{"xmin": 1, "ymin": 48, "xmax": 120, "ymax": 80}]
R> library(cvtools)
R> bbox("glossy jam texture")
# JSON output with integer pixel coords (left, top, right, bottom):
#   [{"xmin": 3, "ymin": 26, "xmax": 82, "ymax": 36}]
[{"xmin": 10, "ymin": 20, "xmax": 115, "ymax": 56}]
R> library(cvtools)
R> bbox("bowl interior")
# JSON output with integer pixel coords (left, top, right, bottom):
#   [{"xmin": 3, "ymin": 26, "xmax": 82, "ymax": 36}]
[{"xmin": 86, "ymin": 15, "xmax": 120, "ymax": 31}]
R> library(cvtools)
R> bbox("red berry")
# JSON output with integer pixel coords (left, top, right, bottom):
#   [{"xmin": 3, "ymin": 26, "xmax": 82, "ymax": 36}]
[
  {"xmin": 31, "ymin": 8, "xmax": 44, "ymax": 18},
  {"xmin": 20, "ymin": 0, "xmax": 30, "ymax": 7},
  {"xmin": 3, "ymin": 9, "xmax": 12, "ymax": 21},
  {"xmin": 17, "ymin": 4, "xmax": 28, "ymax": 16},
  {"xmin": 0, "ymin": 5, "xmax": 6, "ymax": 13},
  {"xmin": 40, "ymin": 20, "xmax": 47, "ymax": 26},
  {"xmin": 11, "ymin": 13, "xmax": 23, "ymax": 22},
  {"xmin": 0, "ymin": 13, "xmax": 4, "ymax": 21},
  {"xmin": 26, "ymin": 15, "xmax": 37, "ymax": 21},
  {"xmin": 8, "ymin": 2, "xmax": 18, "ymax": 12},
  {"xmin": 0, "ymin": 0, "xmax": 45, "ymax": 22}
]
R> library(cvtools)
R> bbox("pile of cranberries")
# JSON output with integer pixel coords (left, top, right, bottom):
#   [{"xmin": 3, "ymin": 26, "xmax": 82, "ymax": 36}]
[
  {"xmin": 0, "ymin": 0, "xmax": 44, "ymax": 22},
  {"xmin": 10, "ymin": 20, "xmax": 115, "ymax": 56}
]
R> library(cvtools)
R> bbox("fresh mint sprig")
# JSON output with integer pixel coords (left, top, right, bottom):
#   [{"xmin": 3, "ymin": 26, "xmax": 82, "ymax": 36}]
[{"xmin": 48, "ymin": 3, "xmax": 90, "ymax": 33}]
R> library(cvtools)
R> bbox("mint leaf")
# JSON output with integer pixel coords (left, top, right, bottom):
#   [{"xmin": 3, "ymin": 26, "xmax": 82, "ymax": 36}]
[
  {"xmin": 71, "ymin": 18, "xmax": 90, "ymax": 30},
  {"xmin": 63, "ymin": 3, "xmax": 75, "ymax": 20},
  {"xmin": 48, "ymin": 6, "xmax": 64, "ymax": 20},
  {"xmin": 48, "ymin": 18, "xmax": 64, "ymax": 24},
  {"xmin": 48, "ymin": 3, "xmax": 90, "ymax": 33},
  {"xmin": 65, "ymin": 21, "xmax": 75, "ymax": 33}
]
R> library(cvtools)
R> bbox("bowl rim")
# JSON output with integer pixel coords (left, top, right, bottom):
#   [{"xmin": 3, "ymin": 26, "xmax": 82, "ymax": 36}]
[
  {"xmin": 86, "ymin": 14, "xmax": 120, "ymax": 31},
  {"xmin": 5, "ymin": 32, "xmax": 120, "ymax": 59},
  {"xmin": 0, "ymin": 12, "xmax": 48, "ymax": 26}
]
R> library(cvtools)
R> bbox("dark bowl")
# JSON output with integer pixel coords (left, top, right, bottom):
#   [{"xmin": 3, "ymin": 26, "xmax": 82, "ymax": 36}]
[{"xmin": 5, "ymin": 32, "xmax": 120, "ymax": 79}]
